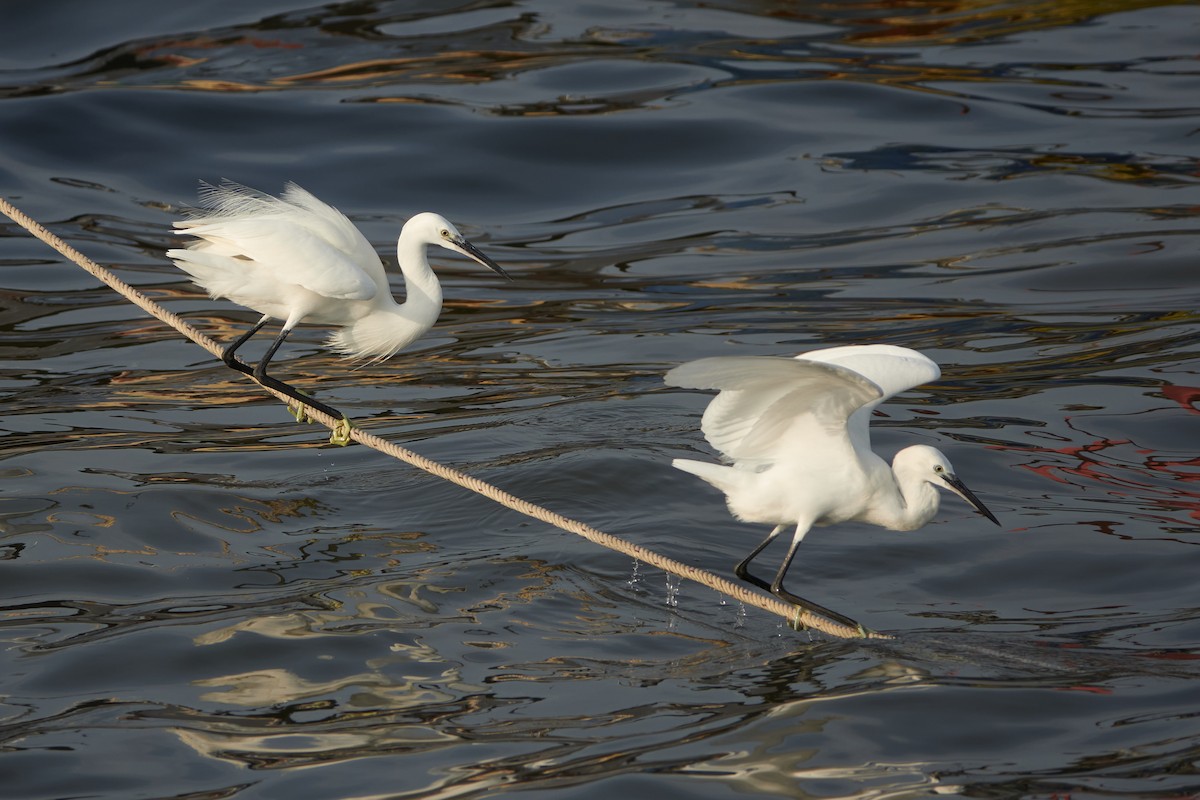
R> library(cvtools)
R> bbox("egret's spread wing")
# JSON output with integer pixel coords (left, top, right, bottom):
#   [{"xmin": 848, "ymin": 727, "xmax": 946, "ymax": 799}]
[
  {"xmin": 175, "ymin": 182, "xmax": 380, "ymax": 302},
  {"xmin": 798, "ymin": 345, "xmax": 940, "ymax": 400},
  {"xmin": 798, "ymin": 345, "xmax": 941, "ymax": 451},
  {"xmin": 666, "ymin": 356, "xmax": 882, "ymax": 462}
]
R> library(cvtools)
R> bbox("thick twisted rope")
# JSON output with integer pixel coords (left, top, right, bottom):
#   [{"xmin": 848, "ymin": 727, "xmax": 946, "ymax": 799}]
[{"xmin": 0, "ymin": 195, "xmax": 889, "ymax": 640}]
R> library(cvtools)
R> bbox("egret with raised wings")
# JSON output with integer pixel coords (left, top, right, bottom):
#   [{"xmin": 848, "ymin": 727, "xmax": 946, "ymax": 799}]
[
  {"xmin": 168, "ymin": 181, "xmax": 510, "ymax": 443},
  {"xmin": 666, "ymin": 345, "xmax": 1000, "ymax": 630}
]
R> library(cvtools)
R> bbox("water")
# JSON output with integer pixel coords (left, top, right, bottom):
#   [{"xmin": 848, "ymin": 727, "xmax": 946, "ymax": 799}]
[{"xmin": 1, "ymin": 1, "xmax": 1198, "ymax": 797}]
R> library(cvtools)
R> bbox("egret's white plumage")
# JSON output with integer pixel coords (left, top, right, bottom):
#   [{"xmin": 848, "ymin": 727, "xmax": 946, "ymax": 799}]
[
  {"xmin": 666, "ymin": 345, "xmax": 999, "ymax": 628},
  {"xmin": 167, "ymin": 182, "xmax": 509, "ymax": 438}
]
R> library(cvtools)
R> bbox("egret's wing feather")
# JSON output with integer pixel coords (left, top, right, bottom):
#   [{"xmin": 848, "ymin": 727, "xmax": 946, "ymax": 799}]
[
  {"xmin": 666, "ymin": 356, "xmax": 882, "ymax": 462},
  {"xmin": 176, "ymin": 218, "xmax": 377, "ymax": 301},
  {"xmin": 798, "ymin": 345, "xmax": 939, "ymax": 401},
  {"xmin": 174, "ymin": 182, "xmax": 380, "ymax": 302},
  {"xmin": 167, "ymin": 246, "xmax": 286, "ymax": 305},
  {"xmin": 798, "ymin": 345, "xmax": 940, "ymax": 452},
  {"xmin": 190, "ymin": 180, "xmax": 279, "ymax": 218},
  {"xmin": 668, "ymin": 357, "xmax": 818, "ymax": 459},
  {"xmin": 279, "ymin": 183, "xmax": 383, "ymax": 272},
  {"xmin": 734, "ymin": 382, "xmax": 879, "ymax": 458},
  {"xmin": 699, "ymin": 386, "xmax": 796, "ymax": 461}
]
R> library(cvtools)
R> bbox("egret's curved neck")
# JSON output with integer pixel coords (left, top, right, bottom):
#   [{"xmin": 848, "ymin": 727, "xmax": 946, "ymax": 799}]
[
  {"xmin": 395, "ymin": 230, "xmax": 443, "ymax": 321},
  {"xmin": 875, "ymin": 455, "xmax": 941, "ymax": 531}
]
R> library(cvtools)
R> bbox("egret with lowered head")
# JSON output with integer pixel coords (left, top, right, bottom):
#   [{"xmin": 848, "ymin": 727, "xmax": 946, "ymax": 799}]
[
  {"xmin": 168, "ymin": 182, "xmax": 510, "ymax": 443},
  {"xmin": 666, "ymin": 345, "xmax": 1000, "ymax": 631}
]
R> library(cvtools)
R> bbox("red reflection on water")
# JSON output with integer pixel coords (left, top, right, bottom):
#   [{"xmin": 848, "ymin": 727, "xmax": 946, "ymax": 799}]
[
  {"xmin": 1019, "ymin": 436, "xmax": 1135, "ymax": 488},
  {"xmin": 1005, "ymin": 416, "xmax": 1200, "ymax": 531},
  {"xmin": 1161, "ymin": 384, "xmax": 1200, "ymax": 415}
]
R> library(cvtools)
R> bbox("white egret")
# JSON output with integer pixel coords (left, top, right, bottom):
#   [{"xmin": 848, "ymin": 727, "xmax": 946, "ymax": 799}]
[
  {"xmin": 168, "ymin": 181, "xmax": 509, "ymax": 443},
  {"xmin": 666, "ymin": 345, "xmax": 1000, "ymax": 630}
]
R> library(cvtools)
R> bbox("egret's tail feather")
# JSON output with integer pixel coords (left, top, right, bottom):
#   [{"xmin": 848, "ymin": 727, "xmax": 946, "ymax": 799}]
[{"xmin": 672, "ymin": 458, "xmax": 736, "ymax": 493}]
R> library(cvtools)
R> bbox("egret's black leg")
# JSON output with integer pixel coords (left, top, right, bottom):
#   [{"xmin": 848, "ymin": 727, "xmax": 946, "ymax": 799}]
[
  {"xmin": 253, "ymin": 326, "xmax": 291, "ymax": 386},
  {"xmin": 248, "ymin": 327, "xmax": 344, "ymax": 422},
  {"xmin": 734, "ymin": 524, "xmax": 784, "ymax": 593},
  {"xmin": 216, "ymin": 319, "xmax": 353, "ymax": 444},
  {"xmin": 771, "ymin": 536, "xmax": 864, "ymax": 632},
  {"xmin": 221, "ymin": 316, "xmax": 270, "ymax": 376}
]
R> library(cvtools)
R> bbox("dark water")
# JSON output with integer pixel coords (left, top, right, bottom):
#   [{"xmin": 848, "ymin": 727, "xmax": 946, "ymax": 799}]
[{"xmin": 2, "ymin": 1, "xmax": 1199, "ymax": 797}]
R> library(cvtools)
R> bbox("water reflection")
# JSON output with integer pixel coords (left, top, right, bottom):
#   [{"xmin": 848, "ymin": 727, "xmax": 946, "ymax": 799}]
[
  {"xmin": 2, "ymin": 0, "xmax": 1199, "ymax": 797},
  {"xmin": 827, "ymin": 144, "xmax": 1200, "ymax": 187}
]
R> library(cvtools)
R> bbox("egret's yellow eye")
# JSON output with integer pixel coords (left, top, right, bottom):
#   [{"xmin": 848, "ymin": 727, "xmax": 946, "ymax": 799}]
[{"xmin": 440, "ymin": 228, "xmax": 451, "ymax": 238}]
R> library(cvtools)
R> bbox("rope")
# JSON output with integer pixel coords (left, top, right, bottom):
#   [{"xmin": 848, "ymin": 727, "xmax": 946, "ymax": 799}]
[{"xmin": 0, "ymin": 195, "xmax": 889, "ymax": 640}]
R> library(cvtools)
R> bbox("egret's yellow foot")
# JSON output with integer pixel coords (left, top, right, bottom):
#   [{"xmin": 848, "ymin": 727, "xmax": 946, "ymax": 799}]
[
  {"xmin": 287, "ymin": 389, "xmax": 316, "ymax": 423},
  {"xmin": 329, "ymin": 418, "xmax": 354, "ymax": 446}
]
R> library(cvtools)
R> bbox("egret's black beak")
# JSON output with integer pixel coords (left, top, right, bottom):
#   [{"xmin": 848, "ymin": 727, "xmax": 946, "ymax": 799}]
[
  {"xmin": 944, "ymin": 472, "xmax": 1001, "ymax": 526},
  {"xmin": 458, "ymin": 237, "xmax": 512, "ymax": 281}
]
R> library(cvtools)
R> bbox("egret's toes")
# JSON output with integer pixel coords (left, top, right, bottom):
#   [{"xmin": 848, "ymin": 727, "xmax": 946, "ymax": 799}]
[
  {"xmin": 283, "ymin": 387, "xmax": 315, "ymax": 423},
  {"xmin": 328, "ymin": 418, "xmax": 355, "ymax": 446}
]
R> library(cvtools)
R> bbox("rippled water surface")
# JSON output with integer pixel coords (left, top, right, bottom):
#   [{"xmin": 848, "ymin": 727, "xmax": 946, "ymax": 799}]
[{"xmin": 2, "ymin": 1, "xmax": 1199, "ymax": 798}]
